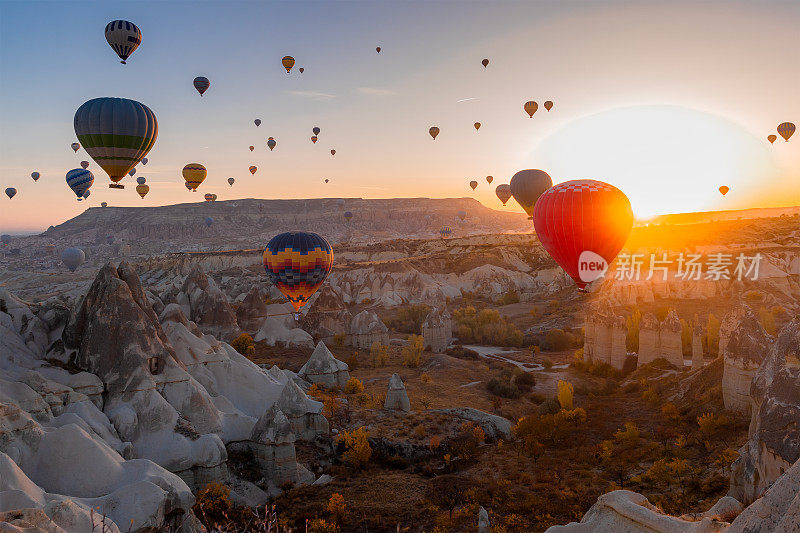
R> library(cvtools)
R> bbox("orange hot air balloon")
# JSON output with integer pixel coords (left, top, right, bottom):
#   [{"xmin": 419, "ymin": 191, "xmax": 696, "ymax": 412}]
[
  {"xmin": 481, "ymin": 58, "xmax": 489, "ymax": 68},
  {"xmin": 474, "ymin": 122, "xmax": 481, "ymax": 131},
  {"xmin": 777, "ymin": 122, "xmax": 795, "ymax": 142},
  {"xmin": 469, "ymin": 180, "xmax": 478, "ymax": 190},
  {"xmin": 767, "ymin": 135, "xmax": 777, "ymax": 144},
  {"xmin": 429, "ymin": 126, "xmax": 440, "ymax": 140},
  {"xmin": 486, "ymin": 175, "xmax": 493, "ymax": 184},
  {"xmin": 281, "ymin": 56, "xmax": 295, "ymax": 73},
  {"xmin": 182, "ymin": 163, "xmax": 206, "ymax": 191},
  {"xmin": 544, "ymin": 101, "xmax": 553, "ymax": 111},
  {"xmin": 204, "ymin": 193, "xmax": 214, "ymax": 202},
  {"xmin": 495, "ymin": 184, "xmax": 512, "ymax": 205},
  {"xmin": 330, "ymin": 149, "xmax": 336, "ymax": 156},
  {"xmin": 249, "ymin": 166, "xmax": 257, "ymax": 175},
  {"xmin": 311, "ymin": 135, "xmax": 318, "ymax": 144},
  {"xmin": 136, "ymin": 184, "xmax": 149, "ymax": 198},
  {"xmin": 524, "ymin": 101, "xmax": 538, "ymax": 118},
  {"xmin": 533, "ymin": 180, "xmax": 633, "ymax": 290},
  {"xmin": 249, "ymin": 145, "xmax": 254, "ymax": 151},
  {"xmin": 719, "ymin": 186, "xmax": 729, "ymax": 196}
]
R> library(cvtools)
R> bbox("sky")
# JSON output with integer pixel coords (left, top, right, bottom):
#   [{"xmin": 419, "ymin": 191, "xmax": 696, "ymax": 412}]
[{"xmin": 1, "ymin": 0, "xmax": 799, "ymax": 232}]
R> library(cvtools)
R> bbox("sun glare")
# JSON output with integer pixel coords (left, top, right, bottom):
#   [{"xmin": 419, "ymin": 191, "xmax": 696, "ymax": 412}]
[{"xmin": 531, "ymin": 106, "xmax": 772, "ymax": 219}]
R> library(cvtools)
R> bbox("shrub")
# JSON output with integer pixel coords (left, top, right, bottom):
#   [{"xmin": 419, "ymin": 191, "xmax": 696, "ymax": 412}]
[
  {"xmin": 402, "ymin": 334, "xmax": 424, "ymax": 367},
  {"xmin": 370, "ymin": 342, "xmax": 388, "ymax": 366},
  {"xmin": 614, "ymin": 422, "xmax": 640, "ymax": 445},
  {"xmin": 194, "ymin": 482, "xmax": 233, "ymax": 526},
  {"xmin": 333, "ymin": 333, "xmax": 346, "ymax": 347},
  {"xmin": 661, "ymin": 402, "xmax": 680, "ymax": 421},
  {"xmin": 498, "ymin": 290, "xmax": 520, "ymax": 306},
  {"xmin": 337, "ymin": 427, "xmax": 372, "ymax": 469},
  {"xmin": 392, "ymin": 304, "xmax": 431, "ymax": 333},
  {"xmin": 537, "ymin": 398, "xmax": 561, "ymax": 416},
  {"xmin": 697, "ymin": 412, "xmax": 731, "ymax": 439},
  {"xmin": 642, "ymin": 387, "xmax": 660, "ymax": 406},
  {"xmin": 414, "ymin": 424, "xmax": 426, "ymax": 438},
  {"xmin": 487, "ymin": 378, "xmax": 521, "ymax": 399},
  {"xmin": 512, "ymin": 369, "xmax": 535, "ymax": 391},
  {"xmin": 231, "ymin": 333, "xmax": 255, "ymax": 356},
  {"xmin": 420, "ymin": 372, "xmax": 432, "ymax": 384},
  {"xmin": 445, "ymin": 345, "xmax": 479, "ymax": 360},
  {"xmin": 344, "ymin": 377, "xmax": 364, "ymax": 395},
  {"xmin": 452, "ymin": 306, "xmax": 524, "ymax": 347},
  {"xmin": 541, "ymin": 329, "xmax": 576, "ymax": 351},
  {"xmin": 327, "ymin": 493, "xmax": 347, "ymax": 525},
  {"xmin": 626, "ymin": 307, "xmax": 642, "ymax": 352},
  {"xmin": 705, "ymin": 314, "xmax": 720, "ymax": 356},
  {"xmin": 557, "ymin": 380, "xmax": 574, "ymax": 410},
  {"xmin": 541, "ymin": 357, "xmax": 554, "ymax": 370}
]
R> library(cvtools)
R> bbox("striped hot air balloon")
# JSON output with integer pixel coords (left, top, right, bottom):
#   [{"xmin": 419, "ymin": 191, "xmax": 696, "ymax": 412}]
[
  {"xmin": 344, "ymin": 211, "xmax": 353, "ymax": 222},
  {"xmin": 66, "ymin": 169, "xmax": 94, "ymax": 200},
  {"xmin": 193, "ymin": 76, "xmax": 210, "ymax": 96},
  {"xmin": 105, "ymin": 20, "xmax": 141, "ymax": 64},
  {"xmin": 136, "ymin": 184, "xmax": 149, "ymax": 198},
  {"xmin": 204, "ymin": 193, "xmax": 214, "ymax": 202},
  {"xmin": 262, "ymin": 232, "xmax": 333, "ymax": 313},
  {"xmin": 182, "ymin": 163, "xmax": 206, "ymax": 191},
  {"xmin": 31, "ymin": 172, "xmax": 40, "ymax": 182},
  {"xmin": 777, "ymin": 122, "xmax": 796, "ymax": 142},
  {"xmin": 281, "ymin": 56, "xmax": 295, "ymax": 73},
  {"xmin": 439, "ymin": 226, "xmax": 452, "ymax": 238},
  {"xmin": 267, "ymin": 138, "xmax": 276, "ymax": 151},
  {"xmin": 249, "ymin": 166, "xmax": 257, "ymax": 175},
  {"xmin": 74, "ymin": 97, "xmax": 157, "ymax": 189}
]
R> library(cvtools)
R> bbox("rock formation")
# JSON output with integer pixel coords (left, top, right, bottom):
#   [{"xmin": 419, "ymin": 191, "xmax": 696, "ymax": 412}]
[
  {"xmin": 692, "ymin": 322, "xmax": 704, "ymax": 369},
  {"xmin": 254, "ymin": 317, "xmax": 314, "ymax": 348},
  {"xmin": 249, "ymin": 405, "xmax": 313, "ymax": 486},
  {"xmin": 719, "ymin": 304, "xmax": 771, "ymax": 415},
  {"xmin": 384, "ymin": 373, "xmax": 411, "ymax": 412},
  {"xmin": 176, "ymin": 265, "xmax": 239, "ymax": 340},
  {"xmin": 276, "ymin": 379, "xmax": 329, "ymax": 440},
  {"xmin": 235, "ymin": 286, "xmax": 268, "ymax": 332},
  {"xmin": 659, "ymin": 310, "xmax": 684, "ymax": 367},
  {"xmin": 583, "ymin": 302, "xmax": 627, "ymax": 370},
  {"xmin": 636, "ymin": 310, "xmax": 685, "ymax": 368},
  {"xmin": 298, "ymin": 341, "xmax": 351, "ymax": 388},
  {"xmin": 422, "ymin": 307, "xmax": 452, "ymax": 353},
  {"xmin": 350, "ymin": 310, "xmax": 390, "ymax": 349},
  {"xmin": 478, "ymin": 506, "xmax": 490, "ymax": 533}
]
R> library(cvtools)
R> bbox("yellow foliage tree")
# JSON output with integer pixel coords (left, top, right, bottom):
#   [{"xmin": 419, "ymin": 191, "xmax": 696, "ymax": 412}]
[
  {"xmin": 557, "ymin": 380, "xmax": 574, "ymax": 410},
  {"xmin": 327, "ymin": 493, "xmax": 347, "ymax": 525},
  {"xmin": 337, "ymin": 427, "xmax": 372, "ymax": 469},
  {"xmin": 343, "ymin": 377, "xmax": 364, "ymax": 394},
  {"xmin": 402, "ymin": 334, "xmax": 424, "ymax": 367}
]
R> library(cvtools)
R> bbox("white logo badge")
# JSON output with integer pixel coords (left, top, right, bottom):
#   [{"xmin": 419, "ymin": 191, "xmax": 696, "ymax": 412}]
[{"xmin": 578, "ymin": 250, "xmax": 608, "ymax": 283}]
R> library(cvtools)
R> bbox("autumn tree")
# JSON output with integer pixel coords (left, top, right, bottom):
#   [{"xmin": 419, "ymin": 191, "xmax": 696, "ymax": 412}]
[{"xmin": 337, "ymin": 427, "xmax": 372, "ymax": 470}]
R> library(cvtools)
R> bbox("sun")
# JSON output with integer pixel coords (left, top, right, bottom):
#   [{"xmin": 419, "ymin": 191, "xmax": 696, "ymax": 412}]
[{"xmin": 530, "ymin": 105, "xmax": 773, "ymax": 219}]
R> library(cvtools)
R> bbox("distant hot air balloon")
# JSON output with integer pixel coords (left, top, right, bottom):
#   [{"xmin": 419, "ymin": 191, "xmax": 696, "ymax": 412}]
[
  {"xmin": 439, "ymin": 226, "xmax": 452, "ymax": 238},
  {"xmin": 344, "ymin": 211, "xmax": 353, "ymax": 222},
  {"xmin": 71, "ymin": 143, "xmax": 80, "ymax": 152},
  {"xmin": 141, "ymin": 157, "xmax": 148, "ymax": 165},
  {"xmin": 324, "ymin": 179, "xmax": 329, "ymax": 183},
  {"xmin": 544, "ymin": 101, "xmax": 553, "ymax": 111},
  {"xmin": 510, "ymin": 169, "xmax": 553, "ymax": 219},
  {"xmin": 249, "ymin": 166, "xmax": 257, "ymax": 175},
  {"xmin": 469, "ymin": 180, "xmax": 478, "ymax": 190},
  {"xmin": 281, "ymin": 56, "xmax": 295, "ymax": 73},
  {"xmin": 254, "ymin": 119, "xmax": 261, "ymax": 127},
  {"xmin": 263, "ymin": 231, "xmax": 333, "ymax": 313},
  {"xmin": 336, "ymin": 199, "xmax": 345, "ymax": 207},
  {"xmin": 719, "ymin": 186, "xmax": 729, "ymax": 196},
  {"xmin": 136, "ymin": 176, "xmax": 146, "ymax": 185},
  {"xmin": 204, "ymin": 217, "xmax": 213, "ymax": 227},
  {"xmin": 481, "ymin": 58, "xmax": 489, "ymax": 68},
  {"xmin": 767, "ymin": 135, "xmax": 777, "ymax": 144},
  {"xmin": 524, "ymin": 101, "xmax": 538, "ymax": 118},
  {"xmin": 376, "ymin": 46, "xmax": 381, "ymax": 53},
  {"xmin": 429, "ymin": 126, "xmax": 440, "ymax": 140},
  {"xmin": 204, "ymin": 193, "xmax": 214, "ymax": 202},
  {"xmin": 193, "ymin": 76, "xmax": 210, "ymax": 96},
  {"xmin": 486, "ymin": 175, "xmax": 493, "ymax": 184},
  {"xmin": 105, "ymin": 20, "xmax": 141, "ymax": 64},
  {"xmin": 267, "ymin": 138, "xmax": 276, "ymax": 151},
  {"xmin": 74, "ymin": 97, "xmax": 157, "ymax": 189},
  {"xmin": 311, "ymin": 136, "xmax": 318, "ymax": 144},
  {"xmin": 61, "ymin": 248, "xmax": 85, "ymax": 272},
  {"xmin": 330, "ymin": 149, "xmax": 336, "ymax": 156},
  {"xmin": 182, "ymin": 163, "xmax": 206, "ymax": 191},
  {"xmin": 299, "ymin": 67, "xmax": 304, "ymax": 73},
  {"xmin": 495, "ymin": 184, "xmax": 512, "ymax": 206},
  {"xmin": 457, "ymin": 210, "xmax": 466, "ymax": 221},
  {"xmin": 474, "ymin": 122, "xmax": 481, "ymax": 131},
  {"xmin": 313, "ymin": 127, "xmax": 321, "ymax": 136},
  {"xmin": 777, "ymin": 122, "xmax": 796, "ymax": 142},
  {"xmin": 80, "ymin": 161, "xmax": 89, "ymax": 170},
  {"xmin": 534, "ymin": 180, "xmax": 633, "ymax": 290},
  {"xmin": 136, "ymin": 184, "xmax": 149, "ymax": 198},
  {"xmin": 128, "ymin": 168, "xmax": 136, "ymax": 177},
  {"xmin": 5, "ymin": 188, "xmax": 17, "ymax": 199},
  {"xmin": 66, "ymin": 169, "xmax": 94, "ymax": 200},
  {"xmin": 31, "ymin": 172, "xmax": 40, "ymax": 181},
  {"xmin": 228, "ymin": 177, "xmax": 235, "ymax": 186},
  {"xmin": 101, "ymin": 202, "xmax": 107, "ymax": 208},
  {"xmin": 249, "ymin": 145, "xmax": 254, "ymax": 151}
]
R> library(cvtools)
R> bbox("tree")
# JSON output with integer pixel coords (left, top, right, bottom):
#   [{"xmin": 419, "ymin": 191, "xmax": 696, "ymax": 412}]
[
  {"xmin": 402, "ymin": 335, "xmax": 424, "ymax": 367},
  {"xmin": 337, "ymin": 427, "xmax": 372, "ymax": 469},
  {"xmin": 705, "ymin": 314, "xmax": 720, "ymax": 356},
  {"xmin": 327, "ymin": 493, "xmax": 347, "ymax": 525},
  {"xmin": 231, "ymin": 333, "xmax": 255, "ymax": 356},
  {"xmin": 428, "ymin": 475, "xmax": 470, "ymax": 519},
  {"xmin": 557, "ymin": 380, "xmax": 574, "ymax": 410},
  {"xmin": 626, "ymin": 307, "xmax": 642, "ymax": 352},
  {"xmin": 343, "ymin": 377, "xmax": 364, "ymax": 394}
]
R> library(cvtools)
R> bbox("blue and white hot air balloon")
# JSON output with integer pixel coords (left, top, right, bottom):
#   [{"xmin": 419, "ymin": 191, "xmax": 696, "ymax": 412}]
[
  {"xmin": 66, "ymin": 169, "xmax": 94, "ymax": 201},
  {"xmin": 5, "ymin": 188, "xmax": 17, "ymax": 199},
  {"xmin": 105, "ymin": 20, "xmax": 141, "ymax": 64}
]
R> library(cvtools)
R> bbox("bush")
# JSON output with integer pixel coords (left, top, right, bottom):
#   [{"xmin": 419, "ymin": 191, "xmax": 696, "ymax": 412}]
[
  {"xmin": 231, "ymin": 333, "xmax": 255, "ymax": 356},
  {"xmin": 541, "ymin": 357, "xmax": 554, "ymax": 370},
  {"xmin": 541, "ymin": 329, "xmax": 577, "ymax": 351},
  {"xmin": 614, "ymin": 422, "xmax": 640, "ymax": 445},
  {"xmin": 392, "ymin": 304, "xmax": 431, "ymax": 333},
  {"xmin": 513, "ymin": 369, "xmax": 535, "ymax": 391},
  {"xmin": 557, "ymin": 380, "xmax": 574, "ymax": 410},
  {"xmin": 327, "ymin": 493, "xmax": 347, "ymax": 525},
  {"xmin": 337, "ymin": 427, "xmax": 372, "ymax": 470},
  {"xmin": 452, "ymin": 306, "xmax": 524, "ymax": 347},
  {"xmin": 498, "ymin": 290, "xmax": 520, "ymax": 306},
  {"xmin": 445, "ymin": 345, "xmax": 479, "ymax": 360},
  {"xmin": 537, "ymin": 398, "xmax": 561, "ymax": 416},
  {"xmin": 487, "ymin": 377, "xmax": 521, "ymax": 399},
  {"xmin": 333, "ymin": 333, "xmax": 346, "ymax": 347},
  {"xmin": 370, "ymin": 342, "xmax": 388, "ymax": 366},
  {"xmin": 344, "ymin": 377, "xmax": 364, "ymax": 394},
  {"xmin": 402, "ymin": 335, "xmax": 424, "ymax": 367}
]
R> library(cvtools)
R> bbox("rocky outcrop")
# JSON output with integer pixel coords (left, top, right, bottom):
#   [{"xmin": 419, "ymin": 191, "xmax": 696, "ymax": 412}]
[
  {"xmin": 384, "ymin": 373, "xmax": 411, "ymax": 412},
  {"xmin": 350, "ymin": 310, "xmax": 389, "ymax": 349},
  {"xmin": 235, "ymin": 286, "xmax": 268, "ymax": 332},
  {"xmin": 249, "ymin": 405, "xmax": 312, "ymax": 487},
  {"xmin": 729, "ymin": 456, "xmax": 800, "ymax": 531},
  {"xmin": 583, "ymin": 302, "xmax": 627, "ymax": 370},
  {"xmin": 276, "ymin": 379, "xmax": 329, "ymax": 440},
  {"xmin": 719, "ymin": 304, "xmax": 771, "ymax": 415},
  {"xmin": 254, "ymin": 317, "xmax": 314, "ymax": 348},
  {"xmin": 636, "ymin": 310, "xmax": 685, "ymax": 368},
  {"xmin": 430, "ymin": 408, "xmax": 512, "ymax": 440},
  {"xmin": 692, "ymin": 323, "xmax": 704, "ymax": 369},
  {"xmin": 176, "ymin": 266, "xmax": 239, "ymax": 340},
  {"xmin": 298, "ymin": 342, "xmax": 350, "ymax": 388},
  {"xmin": 478, "ymin": 506, "xmax": 490, "ymax": 533},
  {"xmin": 422, "ymin": 307, "xmax": 452, "ymax": 353}
]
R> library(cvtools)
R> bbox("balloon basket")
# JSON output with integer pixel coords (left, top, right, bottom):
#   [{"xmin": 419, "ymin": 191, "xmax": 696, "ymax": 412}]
[{"xmin": 109, "ymin": 184, "xmax": 124, "ymax": 189}]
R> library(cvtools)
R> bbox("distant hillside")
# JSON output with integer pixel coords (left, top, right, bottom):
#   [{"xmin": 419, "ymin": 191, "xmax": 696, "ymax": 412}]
[{"xmin": 646, "ymin": 205, "xmax": 800, "ymax": 226}]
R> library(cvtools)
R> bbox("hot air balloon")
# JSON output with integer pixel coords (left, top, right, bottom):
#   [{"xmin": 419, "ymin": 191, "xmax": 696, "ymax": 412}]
[
  {"xmin": 469, "ymin": 180, "xmax": 478, "ymax": 190},
  {"xmin": 457, "ymin": 210, "xmax": 466, "ymax": 221},
  {"xmin": 429, "ymin": 126, "xmax": 440, "ymax": 140},
  {"xmin": 313, "ymin": 127, "xmax": 321, "ymax": 136},
  {"xmin": 299, "ymin": 67, "xmax": 304, "ymax": 73},
  {"xmin": 248, "ymin": 146, "xmax": 254, "ymax": 152},
  {"xmin": 509, "ymin": 169, "xmax": 553, "ymax": 219},
  {"xmin": 5, "ymin": 188, "xmax": 17, "ymax": 199},
  {"xmin": 182, "ymin": 163, "xmax": 206, "ymax": 191},
  {"xmin": 344, "ymin": 211, "xmax": 353, "ymax": 222},
  {"xmin": 481, "ymin": 58, "xmax": 489, "ymax": 68},
  {"xmin": 71, "ymin": 143, "xmax": 80, "ymax": 152},
  {"xmin": 474, "ymin": 122, "xmax": 481, "ymax": 131},
  {"xmin": 101, "ymin": 202, "xmax": 108, "ymax": 208},
  {"xmin": 533, "ymin": 180, "xmax": 633, "ymax": 290},
  {"xmin": 281, "ymin": 56, "xmax": 295, "ymax": 73},
  {"xmin": 439, "ymin": 226, "xmax": 452, "ymax": 238},
  {"xmin": 249, "ymin": 166, "xmax": 257, "ymax": 175},
  {"xmin": 330, "ymin": 149, "xmax": 336, "ymax": 156},
  {"xmin": 768, "ymin": 135, "xmax": 777, "ymax": 144},
  {"xmin": 311, "ymin": 136, "xmax": 318, "ymax": 144},
  {"xmin": 66, "ymin": 169, "xmax": 94, "ymax": 200},
  {"xmin": 136, "ymin": 184, "xmax": 149, "ymax": 198},
  {"xmin": 267, "ymin": 138, "xmax": 276, "ymax": 151},
  {"xmin": 228, "ymin": 177, "xmax": 235, "ymax": 186},
  {"xmin": 79, "ymin": 161, "xmax": 89, "ymax": 170},
  {"xmin": 719, "ymin": 186, "xmax": 729, "ymax": 196},
  {"xmin": 82, "ymin": 190, "xmax": 91, "ymax": 200},
  {"xmin": 544, "ymin": 101, "xmax": 553, "ymax": 111},
  {"xmin": 204, "ymin": 193, "xmax": 214, "ymax": 202},
  {"xmin": 524, "ymin": 101, "xmax": 538, "ymax": 118},
  {"xmin": 778, "ymin": 122, "xmax": 795, "ymax": 142},
  {"xmin": 262, "ymin": 231, "xmax": 333, "ymax": 313},
  {"xmin": 31, "ymin": 172, "xmax": 40, "ymax": 181},
  {"xmin": 128, "ymin": 168, "xmax": 136, "ymax": 177},
  {"xmin": 376, "ymin": 46, "xmax": 381, "ymax": 53},
  {"xmin": 193, "ymin": 76, "xmax": 210, "ymax": 96},
  {"xmin": 141, "ymin": 157, "xmax": 148, "ymax": 165},
  {"xmin": 185, "ymin": 182, "xmax": 192, "ymax": 190},
  {"xmin": 61, "ymin": 248, "xmax": 85, "ymax": 272},
  {"xmin": 324, "ymin": 179, "xmax": 329, "ymax": 184},
  {"xmin": 204, "ymin": 217, "xmax": 213, "ymax": 227},
  {"xmin": 254, "ymin": 119, "xmax": 261, "ymax": 127},
  {"xmin": 336, "ymin": 199, "xmax": 345, "ymax": 207},
  {"xmin": 105, "ymin": 20, "xmax": 141, "ymax": 64},
  {"xmin": 486, "ymin": 175, "xmax": 493, "ymax": 184},
  {"xmin": 495, "ymin": 184, "xmax": 512, "ymax": 206},
  {"xmin": 74, "ymin": 97, "xmax": 157, "ymax": 189},
  {"xmin": 135, "ymin": 176, "xmax": 145, "ymax": 186}
]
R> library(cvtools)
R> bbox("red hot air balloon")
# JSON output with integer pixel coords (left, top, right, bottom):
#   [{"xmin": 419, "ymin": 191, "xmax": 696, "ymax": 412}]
[
  {"xmin": 719, "ymin": 186, "xmax": 729, "ymax": 196},
  {"xmin": 533, "ymin": 180, "xmax": 633, "ymax": 291}
]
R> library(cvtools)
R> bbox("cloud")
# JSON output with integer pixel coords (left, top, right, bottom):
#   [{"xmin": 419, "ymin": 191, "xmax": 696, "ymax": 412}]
[
  {"xmin": 287, "ymin": 90, "xmax": 336, "ymax": 100},
  {"xmin": 356, "ymin": 87, "xmax": 397, "ymax": 96},
  {"xmin": 456, "ymin": 97, "xmax": 479, "ymax": 103}
]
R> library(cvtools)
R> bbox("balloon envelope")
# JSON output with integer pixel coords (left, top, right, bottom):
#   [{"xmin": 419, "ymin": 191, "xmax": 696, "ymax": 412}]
[
  {"xmin": 61, "ymin": 248, "xmax": 85, "ymax": 272},
  {"xmin": 5, "ymin": 188, "xmax": 17, "ymax": 199},
  {"xmin": 249, "ymin": 146, "xmax": 254, "ymax": 151},
  {"xmin": 193, "ymin": 76, "xmax": 210, "ymax": 95},
  {"xmin": 474, "ymin": 122, "xmax": 481, "ymax": 130},
  {"xmin": 544, "ymin": 101, "xmax": 553, "ymax": 111},
  {"xmin": 128, "ymin": 168, "xmax": 136, "ymax": 177},
  {"xmin": 71, "ymin": 143, "xmax": 80, "ymax": 152},
  {"xmin": 262, "ymin": 231, "xmax": 333, "ymax": 312},
  {"xmin": 136, "ymin": 184, "xmax": 149, "ymax": 198},
  {"xmin": 82, "ymin": 190, "xmax": 91, "ymax": 199},
  {"xmin": 429, "ymin": 126, "xmax": 440, "ymax": 139},
  {"xmin": 719, "ymin": 186, "xmax": 729, "ymax": 196},
  {"xmin": 105, "ymin": 20, "xmax": 141, "ymax": 64},
  {"xmin": 439, "ymin": 226, "xmax": 452, "ymax": 237},
  {"xmin": 778, "ymin": 122, "xmax": 796, "ymax": 141},
  {"xmin": 767, "ymin": 135, "xmax": 777, "ymax": 144},
  {"xmin": 249, "ymin": 166, "xmax": 257, "ymax": 175},
  {"xmin": 495, "ymin": 184, "xmax": 512, "ymax": 205},
  {"xmin": 141, "ymin": 157, "xmax": 148, "ymax": 165},
  {"xmin": 204, "ymin": 217, "xmax": 213, "ymax": 227},
  {"xmin": 469, "ymin": 180, "xmax": 478, "ymax": 190},
  {"xmin": 524, "ymin": 101, "xmax": 538, "ymax": 118},
  {"xmin": 228, "ymin": 177, "xmax": 235, "ymax": 186},
  {"xmin": 31, "ymin": 172, "xmax": 40, "ymax": 181},
  {"xmin": 281, "ymin": 56, "xmax": 295, "ymax": 72},
  {"xmin": 311, "ymin": 136, "xmax": 318, "ymax": 144},
  {"xmin": 510, "ymin": 169, "xmax": 553, "ymax": 218},
  {"xmin": 101, "ymin": 202, "xmax": 108, "ymax": 208},
  {"xmin": 376, "ymin": 46, "xmax": 381, "ymax": 53},
  {"xmin": 66, "ymin": 169, "xmax": 94, "ymax": 200},
  {"xmin": 136, "ymin": 176, "xmax": 146, "ymax": 185},
  {"xmin": 80, "ymin": 161, "xmax": 89, "ymax": 169},
  {"xmin": 182, "ymin": 163, "xmax": 206, "ymax": 191},
  {"xmin": 486, "ymin": 175, "xmax": 493, "ymax": 184},
  {"xmin": 533, "ymin": 180, "xmax": 633, "ymax": 290},
  {"xmin": 344, "ymin": 211, "xmax": 353, "ymax": 222},
  {"xmin": 481, "ymin": 58, "xmax": 489, "ymax": 67},
  {"xmin": 254, "ymin": 119, "xmax": 261, "ymax": 127},
  {"xmin": 267, "ymin": 138, "xmax": 276, "ymax": 151},
  {"xmin": 313, "ymin": 127, "xmax": 320, "ymax": 136},
  {"xmin": 330, "ymin": 149, "xmax": 336, "ymax": 155},
  {"xmin": 204, "ymin": 193, "xmax": 214, "ymax": 202}
]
